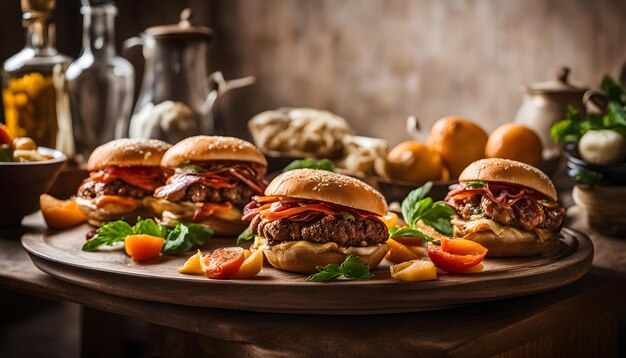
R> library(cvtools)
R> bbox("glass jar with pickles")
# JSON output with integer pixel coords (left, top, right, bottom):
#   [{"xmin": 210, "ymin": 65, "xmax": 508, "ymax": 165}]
[{"xmin": 2, "ymin": 0, "xmax": 73, "ymax": 154}]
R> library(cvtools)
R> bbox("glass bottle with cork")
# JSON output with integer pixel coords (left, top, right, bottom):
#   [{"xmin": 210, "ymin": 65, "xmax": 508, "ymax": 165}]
[{"xmin": 2, "ymin": 0, "xmax": 73, "ymax": 154}]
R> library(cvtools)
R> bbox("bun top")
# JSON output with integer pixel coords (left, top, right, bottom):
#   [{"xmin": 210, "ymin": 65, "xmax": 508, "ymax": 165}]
[
  {"xmin": 88, "ymin": 138, "xmax": 172, "ymax": 171},
  {"xmin": 266, "ymin": 169, "xmax": 388, "ymax": 216},
  {"xmin": 459, "ymin": 158, "xmax": 557, "ymax": 201},
  {"xmin": 160, "ymin": 136, "xmax": 267, "ymax": 169}
]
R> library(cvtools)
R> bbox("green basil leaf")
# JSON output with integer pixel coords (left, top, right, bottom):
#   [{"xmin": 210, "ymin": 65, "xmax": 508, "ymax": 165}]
[
  {"xmin": 283, "ymin": 158, "xmax": 334, "ymax": 172},
  {"xmin": 186, "ymin": 223, "xmax": 214, "ymax": 246},
  {"xmin": 162, "ymin": 223, "xmax": 191, "ymax": 254},
  {"xmin": 421, "ymin": 202, "xmax": 456, "ymax": 236},
  {"xmin": 389, "ymin": 227, "xmax": 440, "ymax": 245},
  {"xmin": 569, "ymin": 167, "xmax": 603, "ymax": 186},
  {"xmin": 132, "ymin": 218, "xmax": 169, "ymax": 238},
  {"xmin": 82, "ymin": 220, "xmax": 133, "ymax": 252},
  {"xmin": 339, "ymin": 255, "xmax": 374, "ymax": 279},
  {"xmin": 401, "ymin": 182, "xmax": 433, "ymax": 227},
  {"xmin": 236, "ymin": 227, "xmax": 256, "ymax": 245},
  {"xmin": 0, "ymin": 147, "xmax": 11, "ymax": 162},
  {"xmin": 307, "ymin": 264, "xmax": 343, "ymax": 282},
  {"xmin": 601, "ymin": 75, "xmax": 626, "ymax": 104}
]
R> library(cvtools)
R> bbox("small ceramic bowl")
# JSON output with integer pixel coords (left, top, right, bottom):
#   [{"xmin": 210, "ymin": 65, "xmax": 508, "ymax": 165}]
[
  {"xmin": 564, "ymin": 145, "xmax": 626, "ymax": 185},
  {"xmin": 0, "ymin": 147, "xmax": 67, "ymax": 228},
  {"xmin": 573, "ymin": 185, "xmax": 626, "ymax": 238}
]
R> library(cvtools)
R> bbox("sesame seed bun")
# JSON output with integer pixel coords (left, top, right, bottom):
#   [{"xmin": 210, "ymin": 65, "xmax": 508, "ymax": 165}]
[
  {"xmin": 459, "ymin": 158, "xmax": 557, "ymax": 201},
  {"xmin": 254, "ymin": 237, "xmax": 389, "ymax": 274},
  {"xmin": 265, "ymin": 169, "xmax": 388, "ymax": 216},
  {"xmin": 87, "ymin": 138, "xmax": 172, "ymax": 171},
  {"xmin": 160, "ymin": 136, "xmax": 267, "ymax": 169}
]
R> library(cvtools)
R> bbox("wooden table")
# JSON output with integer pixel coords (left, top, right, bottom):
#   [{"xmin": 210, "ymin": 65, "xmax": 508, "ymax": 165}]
[{"xmin": 0, "ymin": 216, "xmax": 622, "ymax": 357}]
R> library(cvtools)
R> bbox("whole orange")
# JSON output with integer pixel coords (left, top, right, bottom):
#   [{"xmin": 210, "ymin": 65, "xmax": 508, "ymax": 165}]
[
  {"xmin": 427, "ymin": 116, "xmax": 488, "ymax": 178},
  {"xmin": 485, "ymin": 123, "xmax": 543, "ymax": 167},
  {"xmin": 385, "ymin": 141, "xmax": 444, "ymax": 184}
]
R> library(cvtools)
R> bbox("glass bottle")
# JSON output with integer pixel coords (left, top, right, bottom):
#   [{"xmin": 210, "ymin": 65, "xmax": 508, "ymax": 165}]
[
  {"xmin": 2, "ymin": 0, "xmax": 73, "ymax": 153},
  {"xmin": 66, "ymin": 0, "xmax": 134, "ymax": 165}
]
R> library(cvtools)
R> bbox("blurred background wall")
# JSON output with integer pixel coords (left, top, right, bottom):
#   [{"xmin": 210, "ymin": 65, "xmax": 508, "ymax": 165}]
[{"xmin": 0, "ymin": 0, "xmax": 625, "ymax": 145}]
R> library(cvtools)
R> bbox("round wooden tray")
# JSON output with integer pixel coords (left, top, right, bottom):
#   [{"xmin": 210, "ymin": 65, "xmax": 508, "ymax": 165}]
[{"xmin": 22, "ymin": 220, "xmax": 593, "ymax": 315}]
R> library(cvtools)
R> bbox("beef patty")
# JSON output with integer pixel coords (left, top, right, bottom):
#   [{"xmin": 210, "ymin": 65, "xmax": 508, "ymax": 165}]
[
  {"xmin": 155, "ymin": 181, "xmax": 255, "ymax": 209},
  {"xmin": 258, "ymin": 216, "xmax": 389, "ymax": 247},
  {"xmin": 78, "ymin": 179, "xmax": 150, "ymax": 199},
  {"xmin": 453, "ymin": 195, "xmax": 564, "ymax": 231}
]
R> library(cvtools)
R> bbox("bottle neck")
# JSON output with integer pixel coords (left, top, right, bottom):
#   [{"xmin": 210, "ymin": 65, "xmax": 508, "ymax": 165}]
[
  {"xmin": 81, "ymin": 5, "xmax": 117, "ymax": 58},
  {"xmin": 24, "ymin": 17, "xmax": 57, "ymax": 55}
]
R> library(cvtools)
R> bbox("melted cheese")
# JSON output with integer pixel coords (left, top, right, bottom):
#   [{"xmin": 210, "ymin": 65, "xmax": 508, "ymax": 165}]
[
  {"xmin": 268, "ymin": 239, "xmax": 386, "ymax": 256},
  {"xmin": 452, "ymin": 217, "xmax": 554, "ymax": 243},
  {"xmin": 147, "ymin": 199, "xmax": 243, "ymax": 221}
]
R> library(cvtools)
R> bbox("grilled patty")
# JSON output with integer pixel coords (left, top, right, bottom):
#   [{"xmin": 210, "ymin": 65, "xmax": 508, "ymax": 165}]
[
  {"xmin": 156, "ymin": 182, "xmax": 255, "ymax": 209},
  {"xmin": 258, "ymin": 216, "xmax": 389, "ymax": 247},
  {"xmin": 455, "ymin": 195, "xmax": 564, "ymax": 231},
  {"xmin": 77, "ymin": 179, "xmax": 150, "ymax": 199}
]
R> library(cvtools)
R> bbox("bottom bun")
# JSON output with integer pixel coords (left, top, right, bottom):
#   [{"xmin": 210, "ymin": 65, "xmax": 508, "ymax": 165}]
[
  {"xmin": 161, "ymin": 209, "xmax": 247, "ymax": 237},
  {"xmin": 76, "ymin": 197, "xmax": 154, "ymax": 226},
  {"xmin": 260, "ymin": 238, "xmax": 389, "ymax": 274},
  {"xmin": 453, "ymin": 217, "xmax": 559, "ymax": 257}
]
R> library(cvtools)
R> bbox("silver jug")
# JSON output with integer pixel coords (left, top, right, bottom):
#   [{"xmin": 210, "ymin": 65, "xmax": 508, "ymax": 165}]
[{"xmin": 124, "ymin": 8, "xmax": 253, "ymax": 144}]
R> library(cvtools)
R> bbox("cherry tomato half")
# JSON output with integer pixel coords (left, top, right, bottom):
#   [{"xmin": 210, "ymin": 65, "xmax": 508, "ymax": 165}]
[
  {"xmin": 201, "ymin": 247, "xmax": 245, "ymax": 279},
  {"xmin": 427, "ymin": 238, "xmax": 488, "ymax": 273},
  {"xmin": 0, "ymin": 126, "xmax": 10, "ymax": 145}
]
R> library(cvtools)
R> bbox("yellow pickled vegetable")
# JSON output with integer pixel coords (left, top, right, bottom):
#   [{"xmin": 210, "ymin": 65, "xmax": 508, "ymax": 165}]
[
  {"xmin": 390, "ymin": 259, "xmax": 437, "ymax": 282},
  {"xmin": 178, "ymin": 250, "xmax": 204, "ymax": 275}
]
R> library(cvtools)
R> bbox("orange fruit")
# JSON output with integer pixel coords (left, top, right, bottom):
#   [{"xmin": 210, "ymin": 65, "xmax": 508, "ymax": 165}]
[
  {"xmin": 485, "ymin": 123, "xmax": 543, "ymax": 167},
  {"xmin": 40, "ymin": 194, "xmax": 86, "ymax": 229},
  {"xmin": 124, "ymin": 234, "xmax": 165, "ymax": 261},
  {"xmin": 385, "ymin": 141, "xmax": 444, "ymax": 184},
  {"xmin": 427, "ymin": 116, "xmax": 488, "ymax": 178}
]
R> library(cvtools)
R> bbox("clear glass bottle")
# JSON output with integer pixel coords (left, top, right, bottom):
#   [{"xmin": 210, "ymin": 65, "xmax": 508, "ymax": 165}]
[
  {"xmin": 2, "ymin": 0, "xmax": 73, "ymax": 153},
  {"xmin": 66, "ymin": 0, "xmax": 134, "ymax": 165}
]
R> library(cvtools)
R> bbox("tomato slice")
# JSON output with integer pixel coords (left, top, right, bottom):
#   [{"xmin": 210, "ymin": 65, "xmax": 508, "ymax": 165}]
[
  {"xmin": 201, "ymin": 247, "xmax": 246, "ymax": 279},
  {"xmin": 427, "ymin": 238, "xmax": 487, "ymax": 273},
  {"xmin": 0, "ymin": 126, "xmax": 11, "ymax": 145}
]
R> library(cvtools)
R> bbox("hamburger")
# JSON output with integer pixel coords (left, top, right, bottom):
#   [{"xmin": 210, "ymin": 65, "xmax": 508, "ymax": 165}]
[
  {"xmin": 445, "ymin": 158, "xmax": 565, "ymax": 256},
  {"xmin": 76, "ymin": 138, "xmax": 172, "ymax": 226},
  {"xmin": 243, "ymin": 169, "xmax": 389, "ymax": 273},
  {"xmin": 153, "ymin": 136, "xmax": 267, "ymax": 236}
]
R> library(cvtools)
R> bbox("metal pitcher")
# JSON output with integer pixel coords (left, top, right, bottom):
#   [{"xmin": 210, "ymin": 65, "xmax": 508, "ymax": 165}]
[{"xmin": 124, "ymin": 8, "xmax": 253, "ymax": 143}]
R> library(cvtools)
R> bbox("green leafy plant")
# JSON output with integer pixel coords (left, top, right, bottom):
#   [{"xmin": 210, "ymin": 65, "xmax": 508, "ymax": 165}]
[
  {"xmin": 551, "ymin": 76, "xmax": 626, "ymax": 143},
  {"xmin": 82, "ymin": 218, "xmax": 213, "ymax": 253},
  {"xmin": 307, "ymin": 255, "xmax": 374, "ymax": 282},
  {"xmin": 283, "ymin": 158, "xmax": 334, "ymax": 172},
  {"xmin": 388, "ymin": 181, "xmax": 456, "ymax": 245}
]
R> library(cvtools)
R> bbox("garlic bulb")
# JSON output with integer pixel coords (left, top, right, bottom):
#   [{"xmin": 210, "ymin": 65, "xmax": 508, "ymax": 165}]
[{"xmin": 578, "ymin": 129, "xmax": 626, "ymax": 165}]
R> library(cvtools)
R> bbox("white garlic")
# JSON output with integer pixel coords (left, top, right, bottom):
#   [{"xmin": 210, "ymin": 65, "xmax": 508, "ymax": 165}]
[{"xmin": 578, "ymin": 129, "xmax": 626, "ymax": 165}]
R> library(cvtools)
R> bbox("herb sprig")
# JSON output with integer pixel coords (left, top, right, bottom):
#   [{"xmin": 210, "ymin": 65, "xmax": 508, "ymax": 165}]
[
  {"xmin": 551, "ymin": 76, "xmax": 626, "ymax": 143},
  {"xmin": 283, "ymin": 158, "xmax": 334, "ymax": 172},
  {"xmin": 307, "ymin": 255, "xmax": 374, "ymax": 282},
  {"xmin": 82, "ymin": 218, "xmax": 214, "ymax": 253},
  {"xmin": 388, "ymin": 181, "xmax": 456, "ymax": 245}
]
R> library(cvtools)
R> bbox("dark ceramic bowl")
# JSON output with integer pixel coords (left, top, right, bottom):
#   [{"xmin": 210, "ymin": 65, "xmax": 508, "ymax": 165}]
[
  {"xmin": 0, "ymin": 147, "xmax": 67, "ymax": 228},
  {"xmin": 564, "ymin": 145, "xmax": 626, "ymax": 185}
]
